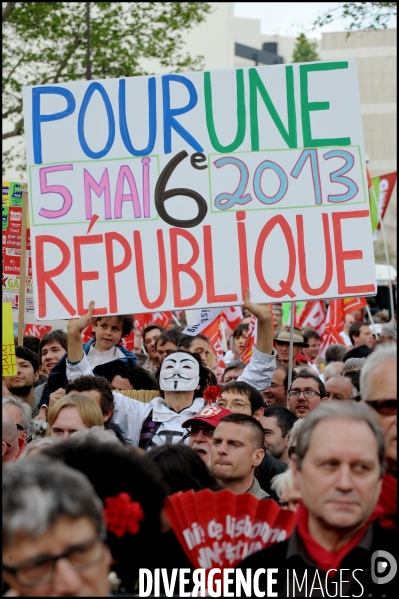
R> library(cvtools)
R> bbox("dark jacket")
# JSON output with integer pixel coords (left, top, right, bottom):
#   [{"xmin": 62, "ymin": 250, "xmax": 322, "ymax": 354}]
[
  {"xmin": 236, "ymin": 522, "xmax": 397, "ymax": 597},
  {"xmin": 38, "ymin": 339, "xmax": 137, "ymax": 409},
  {"xmin": 257, "ymin": 451, "xmax": 288, "ymax": 498}
]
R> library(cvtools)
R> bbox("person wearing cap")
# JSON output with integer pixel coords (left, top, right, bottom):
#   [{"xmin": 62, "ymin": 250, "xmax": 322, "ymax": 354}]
[
  {"xmin": 274, "ymin": 327, "xmax": 308, "ymax": 370},
  {"xmin": 183, "ymin": 405, "xmax": 232, "ymax": 466}
]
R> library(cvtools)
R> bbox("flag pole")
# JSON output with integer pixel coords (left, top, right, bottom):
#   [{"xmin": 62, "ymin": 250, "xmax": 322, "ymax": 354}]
[
  {"xmin": 171, "ymin": 313, "xmax": 181, "ymax": 327},
  {"xmin": 365, "ymin": 304, "xmax": 379, "ymax": 340},
  {"xmin": 17, "ymin": 188, "xmax": 29, "ymax": 346},
  {"xmin": 369, "ymin": 179, "xmax": 395, "ymax": 320},
  {"xmin": 287, "ymin": 302, "xmax": 295, "ymax": 391}
]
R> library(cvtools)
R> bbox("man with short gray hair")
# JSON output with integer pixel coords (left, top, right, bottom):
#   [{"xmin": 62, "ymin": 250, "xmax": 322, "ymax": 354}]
[
  {"xmin": 2, "ymin": 409, "xmax": 20, "ymax": 463},
  {"xmin": 341, "ymin": 357, "xmax": 366, "ymax": 375},
  {"xmin": 360, "ymin": 344, "xmax": 396, "ymax": 531},
  {"xmin": 3, "ymin": 395, "xmax": 32, "ymax": 441},
  {"xmin": 379, "ymin": 322, "xmax": 397, "ymax": 344},
  {"xmin": 2, "ymin": 456, "xmax": 112, "ymax": 597},
  {"xmin": 236, "ymin": 401, "xmax": 396, "ymax": 596}
]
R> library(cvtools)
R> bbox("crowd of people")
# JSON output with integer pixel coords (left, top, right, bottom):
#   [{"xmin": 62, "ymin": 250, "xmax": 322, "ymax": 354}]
[{"xmin": 2, "ymin": 292, "xmax": 397, "ymax": 597}]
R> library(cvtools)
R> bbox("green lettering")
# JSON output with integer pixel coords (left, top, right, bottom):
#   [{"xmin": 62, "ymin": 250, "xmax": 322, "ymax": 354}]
[
  {"xmin": 205, "ymin": 69, "xmax": 246, "ymax": 153},
  {"xmin": 249, "ymin": 66, "xmax": 297, "ymax": 150},
  {"xmin": 300, "ymin": 61, "xmax": 351, "ymax": 147}
]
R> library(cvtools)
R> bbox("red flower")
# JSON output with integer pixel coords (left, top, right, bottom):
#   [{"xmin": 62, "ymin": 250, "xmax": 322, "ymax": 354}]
[
  {"xmin": 203, "ymin": 385, "xmax": 223, "ymax": 405},
  {"xmin": 103, "ymin": 493, "xmax": 144, "ymax": 538}
]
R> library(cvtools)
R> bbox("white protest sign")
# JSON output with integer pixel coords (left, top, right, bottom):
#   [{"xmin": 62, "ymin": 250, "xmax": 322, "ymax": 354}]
[{"xmin": 23, "ymin": 60, "xmax": 376, "ymax": 320}]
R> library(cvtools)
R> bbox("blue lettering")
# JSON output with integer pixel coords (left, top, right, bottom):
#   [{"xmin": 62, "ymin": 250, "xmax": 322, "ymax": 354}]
[
  {"xmin": 119, "ymin": 78, "xmax": 156, "ymax": 156},
  {"xmin": 32, "ymin": 87, "xmax": 76, "ymax": 164},
  {"xmin": 78, "ymin": 82, "xmax": 115, "ymax": 159},
  {"xmin": 162, "ymin": 74, "xmax": 203, "ymax": 154}
]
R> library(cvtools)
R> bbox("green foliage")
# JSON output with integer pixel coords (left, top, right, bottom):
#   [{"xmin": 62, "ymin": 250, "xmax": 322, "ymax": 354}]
[
  {"xmin": 313, "ymin": 2, "xmax": 397, "ymax": 33},
  {"xmin": 2, "ymin": 1, "xmax": 211, "ymax": 173},
  {"xmin": 292, "ymin": 34, "xmax": 320, "ymax": 63}
]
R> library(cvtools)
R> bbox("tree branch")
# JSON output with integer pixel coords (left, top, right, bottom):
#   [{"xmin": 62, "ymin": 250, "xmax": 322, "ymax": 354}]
[
  {"xmin": 52, "ymin": 34, "xmax": 83, "ymax": 83},
  {"xmin": 2, "ymin": 2, "xmax": 16, "ymax": 22},
  {"xmin": 2, "ymin": 119, "xmax": 24, "ymax": 140}
]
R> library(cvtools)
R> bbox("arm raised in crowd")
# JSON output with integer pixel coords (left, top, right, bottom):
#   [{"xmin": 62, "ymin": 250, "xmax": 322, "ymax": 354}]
[
  {"xmin": 67, "ymin": 301, "xmax": 95, "ymax": 363},
  {"xmin": 243, "ymin": 288, "xmax": 273, "ymax": 355},
  {"xmin": 237, "ymin": 289, "xmax": 276, "ymax": 391}
]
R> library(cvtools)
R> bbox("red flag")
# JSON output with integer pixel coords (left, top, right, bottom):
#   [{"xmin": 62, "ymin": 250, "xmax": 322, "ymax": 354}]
[
  {"xmin": 202, "ymin": 315, "xmax": 225, "ymax": 382},
  {"xmin": 134, "ymin": 311, "xmax": 172, "ymax": 335},
  {"xmin": 342, "ymin": 296, "xmax": 367, "ymax": 317},
  {"xmin": 373, "ymin": 172, "xmax": 397, "ymax": 232},
  {"xmin": 320, "ymin": 302, "xmax": 348, "ymax": 357},
  {"xmin": 297, "ymin": 300, "xmax": 326, "ymax": 335},
  {"xmin": 23, "ymin": 324, "xmax": 52, "ymax": 339},
  {"xmin": 81, "ymin": 323, "xmax": 94, "ymax": 343},
  {"xmin": 240, "ymin": 314, "xmax": 257, "ymax": 365},
  {"xmin": 221, "ymin": 306, "xmax": 243, "ymax": 333}
]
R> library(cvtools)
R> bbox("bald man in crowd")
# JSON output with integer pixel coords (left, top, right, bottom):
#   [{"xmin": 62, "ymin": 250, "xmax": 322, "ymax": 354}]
[{"xmin": 325, "ymin": 375, "xmax": 357, "ymax": 401}]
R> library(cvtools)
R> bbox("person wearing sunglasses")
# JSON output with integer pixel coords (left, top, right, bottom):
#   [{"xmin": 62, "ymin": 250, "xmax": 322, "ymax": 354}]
[
  {"xmin": 360, "ymin": 344, "xmax": 396, "ymax": 471},
  {"xmin": 3, "ymin": 395, "xmax": 32, "ymax": 441},
  {"xmin": 2, "ymin": 409, "xmax": 21, "ymax": 463},
  {"xmin": 2, "ymin": 456, "xmax": 112, "ymax": 597},
  {"xmin": 360, "ymin": 344, "xmax": 397, "ymax": 531},
  {"xmin": 287, "ymin": 371, "xmax": 327, "ymax": 419}
]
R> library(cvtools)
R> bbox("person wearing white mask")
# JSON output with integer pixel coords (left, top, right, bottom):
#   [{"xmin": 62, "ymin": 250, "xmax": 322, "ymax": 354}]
[{"xmin": 65, "ymin": 291, "xmax": 277, "ymax": 449}]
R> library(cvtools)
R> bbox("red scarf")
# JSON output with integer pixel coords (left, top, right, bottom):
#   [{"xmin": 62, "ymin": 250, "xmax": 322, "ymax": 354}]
[
  {"xmin": 296, "ymin": 502, "xmax": 382, "ymax": 577},
  {"xmin": 377, "ymin": 472, "xmax": 397, "ymax": 530}
]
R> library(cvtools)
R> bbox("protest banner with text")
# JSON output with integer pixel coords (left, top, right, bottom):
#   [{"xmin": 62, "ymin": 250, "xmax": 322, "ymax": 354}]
[{"xmin": 23, "ymin": 60, "xmax": 376, "ymax": 320}]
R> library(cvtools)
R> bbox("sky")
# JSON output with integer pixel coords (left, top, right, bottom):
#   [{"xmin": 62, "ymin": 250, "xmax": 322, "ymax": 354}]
[{"xmin": 234, "ymin": 2, "xmax": 397, "ymax": 39}]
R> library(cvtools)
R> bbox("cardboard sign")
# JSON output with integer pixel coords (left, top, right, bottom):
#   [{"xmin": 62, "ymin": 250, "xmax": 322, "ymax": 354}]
[
  {"xmin": 22, "ymin": 61, "xmax": 376, "ymax": 320},
  {"xmin": 2, "ymin": 302, "xmax": 17, "ymax": 375}
]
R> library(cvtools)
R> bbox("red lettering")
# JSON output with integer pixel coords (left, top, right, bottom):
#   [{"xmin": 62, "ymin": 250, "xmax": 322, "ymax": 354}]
[
  {"xmin": 332, "ymin": 210, "xmax": 375, "ymax": 295},
  {"xmin": 105, "ymin": 232, "xmax": 132, "ymax": 313},
  {"xmin": 170, "ymin": 228, "xmax": 203, "ymax": 308},
  {"xmin": 73, "ymin": 235, "xmax": 107, "ymax": 315},
  {"xmin": 255, "ymin": 215, "xmax": 296, "ymax": 298},
  {"xmin": 133, "ymin": 229, "xmax": 167, "ymax": 310},
  {"xmin": 297, "ymin": 213, "xmax": 333, "ymax": 295},
  {"xmin": 203, "ymin": 225, "xmax": 237, "ymax": 304},
  {"xmin": 236, "ymin": 211, "xmax": 249, "ymax": 300},
  {"xmin": 35, "ymin": 235, "xmax": 76, "ymax": 318}
]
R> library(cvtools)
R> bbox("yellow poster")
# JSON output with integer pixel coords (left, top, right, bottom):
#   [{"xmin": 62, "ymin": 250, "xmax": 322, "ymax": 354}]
[{"xmin": 2, "ymin": 302, "xmax": 17, "ymax": 375}]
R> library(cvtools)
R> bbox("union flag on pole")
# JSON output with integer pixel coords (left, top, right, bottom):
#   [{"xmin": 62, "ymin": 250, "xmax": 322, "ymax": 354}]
[
  {"xmin": 134, "ymin": 311, "xmax": 172, "ymax": 334},
  {"xmin": 240, "ymin": 314, "xmax": 257, "ymax": 365},
  {"xmin": 296, "ymin": 300, "xmax": 326, "ymax": 335},
  {"xmin": 202, "ymin": 315, "xmax": 225, "ymax": 381},
  {"xmin": 221, "ymin": 306, "xmax": 243, "ymax": 334},
  {"xmin": 320, "ymin": 302, "xmax": 347, "ymax": 357}
]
